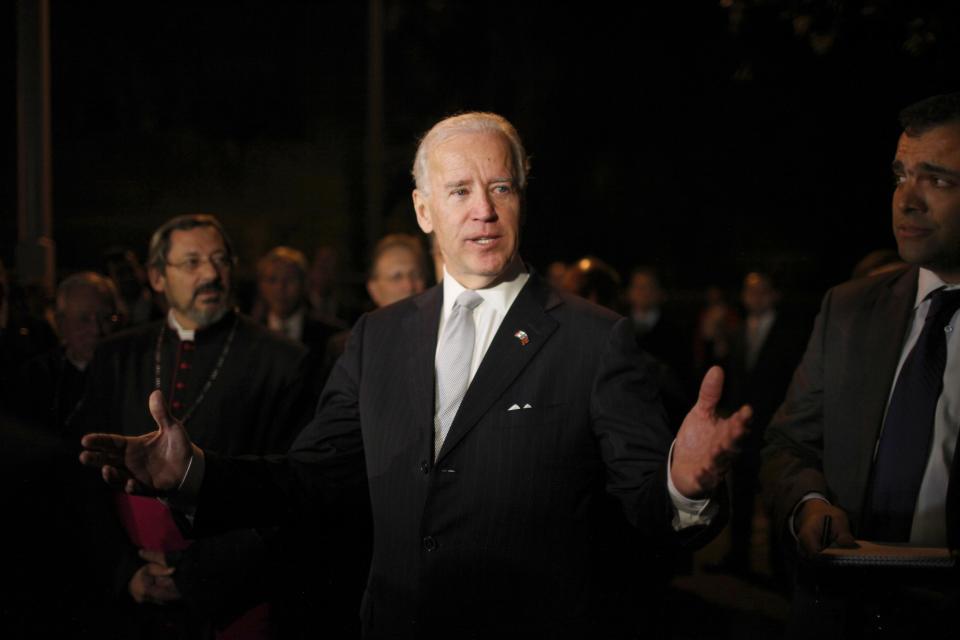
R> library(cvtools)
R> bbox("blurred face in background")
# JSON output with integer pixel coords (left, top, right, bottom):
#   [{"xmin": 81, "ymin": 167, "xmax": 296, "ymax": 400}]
[
  {"xmin": 367, "ymin": 245, "xmax": 426, "ymax": 308},
  {"xmin": 741, "ymin": 272, "xmax": 779, "ymax": 315},
  {"xmin": 627, "ymin": 272, "xmax": 662, "ymax": 315},
  {"xmin": 58, "ymin": 285, "xmax": 119, "ymax": 366},
  {"xmin": 259, "ymin": 258, "xmax": 305, "ymax": 319}
]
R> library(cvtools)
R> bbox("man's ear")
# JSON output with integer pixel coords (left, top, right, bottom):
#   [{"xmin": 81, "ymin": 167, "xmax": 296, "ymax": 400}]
[
  {"xmin": 366, "ymin": 279, "xmax": 382, "ymax": 308},
  {"xmin": 412, "ymin": 190, "xmax": 434, "ymax": 234},
  {"xmin": 147, "ymin": 266, "xmax": 165, "ymax": 294}
]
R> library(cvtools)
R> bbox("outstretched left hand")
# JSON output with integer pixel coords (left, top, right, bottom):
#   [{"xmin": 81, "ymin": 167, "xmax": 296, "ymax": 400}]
[{"xmin": 671, "ymin": 366, "xmax": 751, "ymax": 499}]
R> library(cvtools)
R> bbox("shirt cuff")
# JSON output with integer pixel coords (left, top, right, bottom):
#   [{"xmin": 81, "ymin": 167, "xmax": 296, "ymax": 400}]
[
  {"xmin": 161, "ymin": 444, "xmax": 205, "ymax": 521},
  {"xmin": 788, "ymin": 492, "xmax": 830, "ymax": 539},
  {"xmin": 667, "ymin": 440, "xmax": 717, "ymax": 530}
]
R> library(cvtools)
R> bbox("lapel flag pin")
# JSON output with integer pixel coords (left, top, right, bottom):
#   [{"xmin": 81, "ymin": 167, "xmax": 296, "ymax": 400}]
[{"xmin": 514, "ymin": 330, "xmax": 529, "ymax": 346}]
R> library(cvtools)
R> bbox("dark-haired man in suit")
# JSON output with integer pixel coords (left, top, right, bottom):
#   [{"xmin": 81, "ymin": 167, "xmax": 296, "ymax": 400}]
[
  {"xmin": 764, "ymin": 92, "xmax": 960, "ymax": 634},
  {"xmin": 82, "ymin": 112, "xmax": 750, "ymax": 638}
]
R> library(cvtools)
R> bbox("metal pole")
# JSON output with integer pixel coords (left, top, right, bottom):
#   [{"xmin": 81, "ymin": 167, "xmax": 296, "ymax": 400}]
[
  {"xmin": 364, "ymin": 0, "xmax": 384, "ymax": 256},
  {"xmin": 16, "ymin": 0, "xmax": 55, "ymax": 294}
]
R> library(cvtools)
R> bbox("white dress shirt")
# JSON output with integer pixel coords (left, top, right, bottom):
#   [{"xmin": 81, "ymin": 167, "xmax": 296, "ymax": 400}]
[
  {"xmin": 267, "ymin": 308, "xmax": 306, "ymax": 343},
  {"xmin": 890, "ymin": 268, "xmax": 960, "ymax": 545},
  {"xmin": 793, "ymin": 268, "xmax": 960, "ymax": 545},
  {"xmin": 439, "ymin": 265, "xmax": 714, "ymax": 529}
]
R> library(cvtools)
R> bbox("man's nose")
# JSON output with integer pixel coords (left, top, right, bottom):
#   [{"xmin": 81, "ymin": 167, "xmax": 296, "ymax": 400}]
[
  {"xmin": 196, "ymin": 257, "xmax": 222, "ymax": 281},
  {"xmin": 896, "ymin": 179, "xmax": 927, "ymax": 215},
  {"xmin": 474, "ymin": 192, "xmax": 498, "ymax": 220}
]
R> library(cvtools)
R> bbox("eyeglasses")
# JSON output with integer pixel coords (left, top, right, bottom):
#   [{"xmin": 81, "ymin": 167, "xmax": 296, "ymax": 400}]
[
  {"xmin": 165, "ymin": 253, "xmax": 236, "ymax": 274},
  {"xmin": 59, "ymin": 311, "xmax": 124, "ymax": 333}
]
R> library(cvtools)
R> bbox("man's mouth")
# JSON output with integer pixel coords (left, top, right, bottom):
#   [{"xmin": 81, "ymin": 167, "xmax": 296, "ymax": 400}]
[
  {"xmin": 896, "ymin": 225, "xmax": 933, "ymax": 239},
  {"xmin": 193, "ymin": 284, "xmax": 225, "ymax": 302},
  {"xmin": 468, "ymin": 236, "xmax": 499, "ymax": 246}
]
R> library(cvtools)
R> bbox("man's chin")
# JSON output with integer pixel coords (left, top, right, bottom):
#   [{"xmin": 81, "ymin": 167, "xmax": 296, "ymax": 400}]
[{"xmin": 187, "ymin": 305, "xmax": 229, "ymax": 329}]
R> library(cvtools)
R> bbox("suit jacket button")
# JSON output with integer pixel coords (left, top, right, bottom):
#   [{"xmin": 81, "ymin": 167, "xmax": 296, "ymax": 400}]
[
  {"xmin": 422, "ymin": 536, "xmax": 437, "ymax": 551},
  {"xmin": 419, "ymin": 460, "xmax": 429, "ymax": 474}
]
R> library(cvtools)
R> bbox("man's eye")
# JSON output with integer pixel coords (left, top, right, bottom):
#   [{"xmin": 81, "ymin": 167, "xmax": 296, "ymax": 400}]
[
  {"xmin": 893, "ymin": 174, "xmax": 906, "ymax": 187},
  {"xmin": 186, "ymin": 258, "xmax": 202, "ymax": 270},
  {"xmin": 492, "ymin": 184, "xmax": 512, "ymax": 194},
  {"xmin": 451, "ymin": 188, "xmax": 468, "ymax": 197},
  {"xmin": 934, "ymin": 177, "xmax": 955, "ymax": 188}
]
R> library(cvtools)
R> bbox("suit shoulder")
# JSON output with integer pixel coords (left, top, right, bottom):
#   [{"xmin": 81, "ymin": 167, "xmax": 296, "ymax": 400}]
[
  {"xmin": 551, "ymin": 289, "xmax": 622, "ymax": 330},
  {"xmin": 95, "ymin": 320, "xmax": 162, "ymax": 356},
  {"xmin": 825, "ymin": 265, "xmax": 915, "ymax": 312},
  {"xmin": 236, "ymin": 314, "xmax": 308, "ymax": 362}
]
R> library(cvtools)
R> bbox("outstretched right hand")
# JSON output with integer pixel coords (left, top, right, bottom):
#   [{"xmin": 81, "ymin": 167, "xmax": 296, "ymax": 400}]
[{"xmin": 79, "ymin": 390, "xmax": 197, "ymax": 495}]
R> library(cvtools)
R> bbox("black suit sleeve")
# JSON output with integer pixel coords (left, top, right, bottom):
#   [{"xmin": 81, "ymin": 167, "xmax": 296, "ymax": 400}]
[
  {"xmin": 761, "ymin": 290, "xmax": 833, "ymax": 541},
  {"xmin": 194, "ymin": 315, "xmax": 369, "ymax": 535},
  {"xmin": 596, "ymin": 318, "xmax": 725, "ymax": 548}
]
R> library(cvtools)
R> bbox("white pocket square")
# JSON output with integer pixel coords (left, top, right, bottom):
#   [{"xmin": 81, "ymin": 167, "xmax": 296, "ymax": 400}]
[
  {"xmin": 523, "ymin": 403, "xmax": 533, "ymax": 409},
  {"xmin": 508, "ymin": 404, "xmax": 521, "ymax": 411}
]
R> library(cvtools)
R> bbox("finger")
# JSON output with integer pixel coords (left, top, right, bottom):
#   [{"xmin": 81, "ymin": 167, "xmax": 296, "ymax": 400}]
[
  {"xmin": 79, "ymin": 450, "xmax": 123, "ymax": 468},
  {"xmin": 80, "ymin": 433, "xmax": 129, "ymax": 453},
  {"xmin": 149, "ymin": 390, "xmax": 173, "ymax": 433},
  {"xmin": 101, "ymin": 465, "xmax": 134, "ymax": 488},
  {"xmin": 139, "ymin": 549, "xmax": 167, "ymax": 566},
  {"xmin": 145, "ymin": 562, "xmax": 175, "ymax": 577},
  {"xmin": 695, "ymin": 366, "xmax": 724, "ymax": 413},
  {"xmin": 728, "ymin": 404, "xmax": 753, "ymax": 431}
]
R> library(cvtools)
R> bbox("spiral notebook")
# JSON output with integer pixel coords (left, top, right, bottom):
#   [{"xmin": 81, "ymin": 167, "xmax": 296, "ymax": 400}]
[{"xmin": 817, "ymin": 540, "xmax": 956, "ymax": 568}]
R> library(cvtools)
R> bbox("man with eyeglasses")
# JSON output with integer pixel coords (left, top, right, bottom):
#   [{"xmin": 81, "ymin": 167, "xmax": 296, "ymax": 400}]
[{"xmin": 70, "ymin": 214, "xmax": 322, "ymax": 639}]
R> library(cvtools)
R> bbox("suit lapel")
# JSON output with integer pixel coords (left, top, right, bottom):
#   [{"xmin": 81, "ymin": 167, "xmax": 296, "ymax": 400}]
[
  {"xmin": 436, "ymin": 275, "xmax": 560, "ymax": 463},
  {"xmin": 850, "ymin": 267, "xmax": 917, "ymax": 516},
  {"xmin": 404, "ymin": 285, "xmax": 442, "ymax": 455}
]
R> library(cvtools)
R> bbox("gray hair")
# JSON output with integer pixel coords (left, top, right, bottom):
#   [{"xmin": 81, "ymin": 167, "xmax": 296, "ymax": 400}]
[
  {"xmin": 412, "ymin": 112, "xmax": 530, "ymax": 194},
  {"xmin": 56, "ymin": 271, "xmax": 124, "ymax": 315}
]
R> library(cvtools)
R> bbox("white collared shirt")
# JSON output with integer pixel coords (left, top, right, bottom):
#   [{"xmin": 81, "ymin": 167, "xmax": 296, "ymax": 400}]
[
  {"xmin": 745, "ymin": 309, "xmax": 776, "ymax": 371},
  {"xmin": 268, "ymin": 308, "xmax": 306, "ymax": 343},
  {"xmin": 888, "ymin": 268, "xmax": 960, "ymax": 545},
  {"xmin": 437, "ymin": 265, "xmax": 712, "ymax": 529},
  {"xmin": 168, "ymin": 310, "xmax": 196, "ymax": 342},
  {"xmin": 437, "ymin": 266, "xmax": 529, "ymax": 382}
]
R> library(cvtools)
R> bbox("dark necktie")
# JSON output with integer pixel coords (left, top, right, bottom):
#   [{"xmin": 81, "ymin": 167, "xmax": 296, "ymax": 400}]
[{"xmin": 866, "ymin": 287, "xmax": 960, "ymax": 541}]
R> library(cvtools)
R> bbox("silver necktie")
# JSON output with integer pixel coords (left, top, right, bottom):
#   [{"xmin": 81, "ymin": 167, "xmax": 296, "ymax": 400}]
[{"xmin": 434, "ymin": 290, "xmax": 483, "ymax": 459}]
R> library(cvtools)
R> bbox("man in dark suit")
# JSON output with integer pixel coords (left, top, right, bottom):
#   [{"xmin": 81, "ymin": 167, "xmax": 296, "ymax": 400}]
[
  {"xmin": 763, "ymin": 92, "xmax": 960, "ymax": 634},
  {"xmin": 716, "ymin": 271, "xmax": 810, "ymax": 576},
  {"xmin": 82, "ymin": 112, "xmax": 750, "ymax": 638}
]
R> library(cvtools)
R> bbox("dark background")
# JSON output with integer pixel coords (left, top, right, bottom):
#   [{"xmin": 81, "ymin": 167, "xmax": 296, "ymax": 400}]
[{"xmin": 5, "ymin": 0, "xmax": 960, "ymax": 300}]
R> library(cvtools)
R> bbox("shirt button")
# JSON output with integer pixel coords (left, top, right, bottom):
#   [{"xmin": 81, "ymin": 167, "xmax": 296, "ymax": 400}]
[
  {"xmin": 172, "ymin": 400, "xmax": 182, "ymax": 409},
  {"xmin": 179, "ymin": 362, "xmax": 190, "ymax": 370},
  {"xmin": 419, "ymin": 460, "xmax": 429, "ymax": 474},
  {"xmin": 183, "ymin": 342, "xmax": 195, "ymax": 351},
  {"xmin": 175, "ymin": 382, "xmax": 186, "ymax": 389},
  {"xmin": 422, "ymin": 536, "xmax": 437, "ymax": 552}
]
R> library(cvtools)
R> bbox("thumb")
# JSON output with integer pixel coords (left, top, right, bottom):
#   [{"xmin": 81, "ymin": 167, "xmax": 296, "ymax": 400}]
[
  {"xmin": 149, "ymin": 390, "xmax": 173, "ymax": 433},
  {"xmin": 696, "ymin": 365, "xmax": 724, "ymax": 412}
]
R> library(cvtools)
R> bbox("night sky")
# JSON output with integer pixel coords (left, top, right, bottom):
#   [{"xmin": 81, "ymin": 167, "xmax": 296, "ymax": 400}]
[{"xmin": 7, "ymin": 1, "xmax": 960, "ymax": 301}]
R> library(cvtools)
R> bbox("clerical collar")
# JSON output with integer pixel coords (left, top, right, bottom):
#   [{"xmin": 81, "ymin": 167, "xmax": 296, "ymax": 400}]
[
  {"xmin": 916, "ymin": 268, "xmax": 960, "ymax": 310},
  {"xmin": 167, "ymin": 310, "xmax": 196, "ymax": 341},
  {"xmin": 440, "ymin": 263, "xmax": 530, "ymax": 321},
  {"xmin": 166, "ymin": 308, "xmax": 236, "ymax": 341}
]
